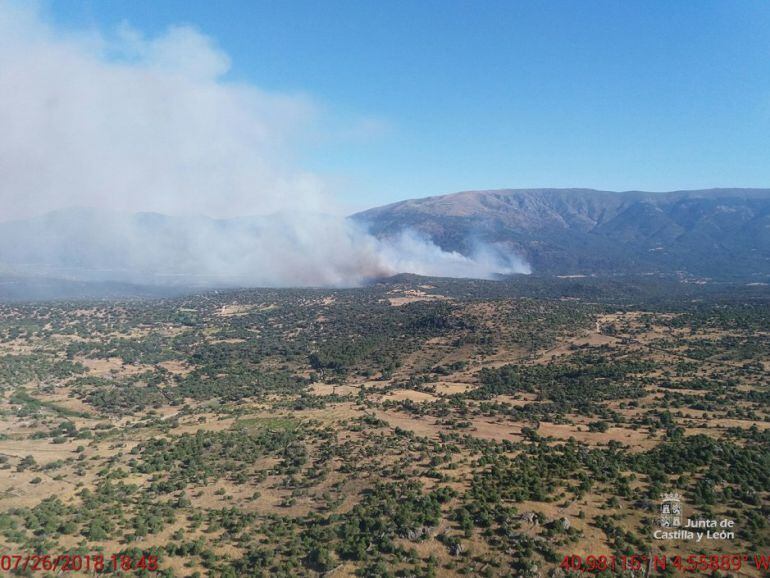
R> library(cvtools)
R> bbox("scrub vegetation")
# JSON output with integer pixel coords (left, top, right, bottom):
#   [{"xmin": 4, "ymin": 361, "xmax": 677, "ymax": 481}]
[{"xmin": 0, "ymin": 275, "xmax": 768, "ymax": 577}]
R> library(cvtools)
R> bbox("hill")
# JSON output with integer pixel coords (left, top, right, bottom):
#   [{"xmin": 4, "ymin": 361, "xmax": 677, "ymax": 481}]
[{"xmin": 353, "ymin": 188, "xmax": 770, "ymax": 279}]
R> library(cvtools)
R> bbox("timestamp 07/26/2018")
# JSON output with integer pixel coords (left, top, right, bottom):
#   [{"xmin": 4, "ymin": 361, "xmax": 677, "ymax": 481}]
[{"xmin": 0, "ymin": 552, "xmax": 158, "ymax": 573}]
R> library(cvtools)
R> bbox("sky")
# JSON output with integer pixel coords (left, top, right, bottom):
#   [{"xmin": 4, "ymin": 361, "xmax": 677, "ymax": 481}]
[{"xmin": 16, "ymin": 0, "xmax": 770, "ymax": 212}]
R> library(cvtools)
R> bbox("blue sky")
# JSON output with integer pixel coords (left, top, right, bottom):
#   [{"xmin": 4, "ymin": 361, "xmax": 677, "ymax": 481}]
[{"xmin": 45, "ymin": 0, "xmax": 770, "ymax": 210}]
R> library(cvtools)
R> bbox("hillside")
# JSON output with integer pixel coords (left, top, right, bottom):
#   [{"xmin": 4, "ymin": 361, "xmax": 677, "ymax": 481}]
[
  {"xmin": 0, "ymin": 278, "xmax": 768, "ymax": 575},
  {"xmin": 353, "ymin": 188, "xmax": 770, "ymax": 279}
]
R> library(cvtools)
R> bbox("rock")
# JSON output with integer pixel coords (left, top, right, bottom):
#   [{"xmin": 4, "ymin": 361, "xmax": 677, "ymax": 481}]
[
  {"xmin": 521, "ymin": 511, "xmax": 539, "ymax": 525},
  {"xmin": 406, "ymin": 527, "xmax": 426, "ymax": 541}
]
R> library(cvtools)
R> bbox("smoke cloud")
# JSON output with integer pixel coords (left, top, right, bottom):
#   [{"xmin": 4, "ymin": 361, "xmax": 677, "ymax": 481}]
[{"xmin": 0, "ymin": 2, "xmax": 529, "ymax": 286}]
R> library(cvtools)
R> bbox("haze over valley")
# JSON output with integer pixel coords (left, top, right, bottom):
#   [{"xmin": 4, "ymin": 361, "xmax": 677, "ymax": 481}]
[{"xmin": 2, "ymin": 186, "xmax": 769, "ymax": 299}]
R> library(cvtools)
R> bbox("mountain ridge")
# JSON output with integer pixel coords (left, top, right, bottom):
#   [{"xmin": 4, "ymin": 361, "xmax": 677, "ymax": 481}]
[
  {"xmin": 1, "ymin": 188, "xmax": 769, "ymax": 289},
  {"xmin": 353, "ymin": 188, "xmax": 770, "ymax": 279}
]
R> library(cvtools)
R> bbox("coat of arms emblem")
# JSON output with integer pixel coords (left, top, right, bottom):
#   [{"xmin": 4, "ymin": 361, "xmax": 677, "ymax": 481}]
[{"xmin": 660, "ymin": 492, "xmax": 681, "ymax": 527}]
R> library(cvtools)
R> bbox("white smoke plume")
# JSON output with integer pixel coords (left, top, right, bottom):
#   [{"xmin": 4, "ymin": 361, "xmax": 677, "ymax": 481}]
[
  {"xmin": 376, "ymin": 230, "xmax": 531, "ymax": 279},
  {"xmin": 0, "ymin": 2, "xmax": 529, "ymax": 286}
]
